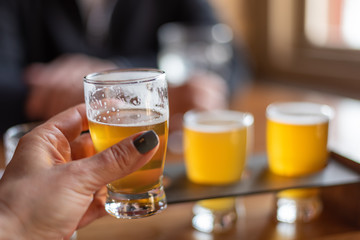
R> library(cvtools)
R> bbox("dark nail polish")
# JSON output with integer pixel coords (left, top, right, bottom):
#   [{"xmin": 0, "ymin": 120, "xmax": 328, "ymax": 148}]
[{"xmin": 133, "ymin": 130, "xmax": 159, "ymax": 154}]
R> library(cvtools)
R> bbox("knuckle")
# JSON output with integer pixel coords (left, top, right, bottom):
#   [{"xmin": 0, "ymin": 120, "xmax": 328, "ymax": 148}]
[
  {"xmin": 64, "ymin": 162, "xmax": 97, "ymax": 194},
  {"xmin": 107, "ymin": 144, "xmax": 134, "ymax": 172}
]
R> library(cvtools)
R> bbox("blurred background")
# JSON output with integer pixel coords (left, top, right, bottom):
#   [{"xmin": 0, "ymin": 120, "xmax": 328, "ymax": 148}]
[
  {"xmin": 3, "ymin": 0, "xmax": 360, "ymax": 134},
  {"xmin": 210, "ymin": 0, "xmax": 360, "ymax": 98}
]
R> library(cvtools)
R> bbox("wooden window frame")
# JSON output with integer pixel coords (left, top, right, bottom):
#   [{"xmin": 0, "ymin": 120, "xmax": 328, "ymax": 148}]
[{"xmin": 249, "ymin": 0, "xmax": 360, "ymax": 97}]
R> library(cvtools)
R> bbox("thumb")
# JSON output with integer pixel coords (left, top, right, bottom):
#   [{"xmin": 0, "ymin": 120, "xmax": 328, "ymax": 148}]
[{"xmin": 73, "ymin": 130, "xmax": 159, "ymax": 192}]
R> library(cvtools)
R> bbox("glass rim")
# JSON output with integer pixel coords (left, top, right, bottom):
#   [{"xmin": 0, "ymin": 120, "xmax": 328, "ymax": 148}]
[
  {"xmin": 83, "ymin": 68, "xmax": 165, "ymax": 85},
  {"xmin": 266, "ymin": 101, "xmax": 334, "ymax": 124},
  {"xmin": 183, "ymin": 109, "xmax": 254, "ymax": 132}
]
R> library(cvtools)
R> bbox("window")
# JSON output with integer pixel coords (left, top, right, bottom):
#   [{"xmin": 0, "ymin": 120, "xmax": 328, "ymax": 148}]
[
  {"xmin": 305, "ymin": 0, "xmax": 360, "ymax": 50},
  {"xmin": 252, "ymin": 0, "xmax": 360, "ymax": 96}
]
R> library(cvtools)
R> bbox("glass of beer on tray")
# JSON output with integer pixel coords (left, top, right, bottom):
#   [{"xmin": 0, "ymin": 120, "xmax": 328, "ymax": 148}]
[
  {"xmin": 183, "ymin": 110, "xmax": 253, "ymax": 233},
  {"xmin": 84, "ymin": 69, "xmax": 169, "ymax": 219},
  {"xmin": 266, "ymin": 102, "xmax": 334, "ymax": 177},
  {"xmin": 183, "ymin": 110, "xmax": 253, "ymax": 185},
  {"xmin": 266, "ymin": 102, "xmax": 334, "ymax": 223}
]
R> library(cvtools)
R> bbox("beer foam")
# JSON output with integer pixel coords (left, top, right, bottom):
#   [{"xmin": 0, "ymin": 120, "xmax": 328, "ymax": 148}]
[
  {"xmin": 184, "ymin": 110, "xmax": 253, "ymax": 132},
  {"xmin": 266, "ymin": 102, "xmax": 334, "ymax": 125}
]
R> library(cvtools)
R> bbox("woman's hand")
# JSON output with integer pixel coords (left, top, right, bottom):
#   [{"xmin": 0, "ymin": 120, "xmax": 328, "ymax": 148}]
[{"xmin": 0, "ymin": 104, "xmax": 159, "ymax": 239}]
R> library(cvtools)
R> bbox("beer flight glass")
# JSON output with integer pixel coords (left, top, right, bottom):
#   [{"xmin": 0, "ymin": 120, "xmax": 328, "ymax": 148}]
[
  {"xmin": 184, "ymin": 110, "xmax": 253, "ymax": 184},
  {"xmin": 84, "ymin": 69, "xmax": 169, "ymax": 219},
  {"xmin": 266, "ymin": 102, "xmax": 334, "ymax": 223},
  {"xmin": 183, "ymin": 110, "xmax": 254, "ymax": 232}
]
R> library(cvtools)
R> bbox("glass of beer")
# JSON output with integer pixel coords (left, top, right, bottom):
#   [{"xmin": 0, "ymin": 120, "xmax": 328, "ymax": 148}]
[
  {"xmin": 266, "ymin": 102, "xmax": 333, "ymax": 223},
  {"xmin": 183, "ymin": 110, "xmax": 253, "ymax": 233},
  {"xmin": 183, "ymin": 110, "xmax": 253, "ymax": 185},
  {"xmin": 84, "ymin": 69, "xmax": 169, "ymax": 219},
  {"xmin": 266, "ymin": 102, "xmax": 334, "ymax": 177}
]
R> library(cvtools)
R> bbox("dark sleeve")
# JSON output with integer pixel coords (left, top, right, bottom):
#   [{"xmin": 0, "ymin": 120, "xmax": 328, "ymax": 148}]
[
  {"xmin": 166, "ymin": 0, "xmax": 219, "ymax": 24},
  {"xmin": 0, "ymin": 1, "xmax": 28, "ymax": 134}
]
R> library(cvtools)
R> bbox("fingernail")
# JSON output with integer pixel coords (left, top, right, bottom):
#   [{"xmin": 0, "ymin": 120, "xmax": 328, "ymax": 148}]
[{"xmin": 133, "ymin": 130, "xmax": 159, "ymax": 154}]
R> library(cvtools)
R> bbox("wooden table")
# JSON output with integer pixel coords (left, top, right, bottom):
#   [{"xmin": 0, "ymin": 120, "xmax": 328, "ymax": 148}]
[
  {"xmin": 4, "ymin": 82, "xmax": 360, "ymax": 240},
  {"xmin": 74, "ymin": 84, "xmax": 360, "ymax": 240},
  {"xmin": 78, "ymin": 82, "xmax": 360, "ymax": 240}
]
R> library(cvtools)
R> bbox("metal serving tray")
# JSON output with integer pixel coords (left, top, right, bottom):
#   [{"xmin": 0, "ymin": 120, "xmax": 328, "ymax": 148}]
[{"xmin": 164, "ymin": 153, "xmax": 360, "ymax": 204}]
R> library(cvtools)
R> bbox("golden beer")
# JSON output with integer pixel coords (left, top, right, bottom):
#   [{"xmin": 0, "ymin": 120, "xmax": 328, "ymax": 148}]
[
  {"xmin": 277, "ymin": 188, "xmax": 319, "ymax": 199},
  {"xmin": 183, "ymin": 110, "xmax": 253, "ymax": 185},
  {"xmin": 89, "ymin": 109, "xmax": 168, "ymax": 194},
  {"xmin": 197, "ymin": 197, "xmax": 236, "ymax": 211},
  {"xmin": 84, "ymin": 68, "xmax": 168, "ymax": 219},
  {"xmin": 266, "ymin": 102, "xmax": 332, "ymax": 177}
]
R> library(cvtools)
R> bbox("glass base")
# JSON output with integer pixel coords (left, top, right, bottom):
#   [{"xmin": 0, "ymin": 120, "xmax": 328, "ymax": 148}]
[
  {"xmin": 105, "ymin": 185, "xmax": 167, "ymax": 219},
  {"xmin": 192, "ymin": 198, "xmax": 237, "ymax": 233},
  {"xmin": 276, "ymin": 190, "xmax": 323, "ymax": 223}
]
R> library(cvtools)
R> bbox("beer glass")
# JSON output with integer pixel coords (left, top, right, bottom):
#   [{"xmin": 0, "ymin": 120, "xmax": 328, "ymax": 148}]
[
  {"xmin": 266, "ymin": 102, "xmax": 333, "ymax": 223},
  {"xmin": 84, "ymin": 69, "xmax": 169, "ymax": 219},
  {"xmin": 266, "ymin": 102, "xmax": 333, "ymax": 177},
  {"xmin": 183, "ymin": 110, "xmax": 253, "ymax": 233},
  {"xmin": 183, "ymin": 110, "xmax": 253, "ymax": 185}
]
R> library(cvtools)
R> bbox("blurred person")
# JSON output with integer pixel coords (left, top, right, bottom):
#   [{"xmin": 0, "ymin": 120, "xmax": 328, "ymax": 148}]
[
  {"xmin": 0, "ymin": 0, "xmax": 250, "ymax": 133},
  {"xmin": 0, "ymin": 104, "xmax": 160, "ymax": 239}
]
